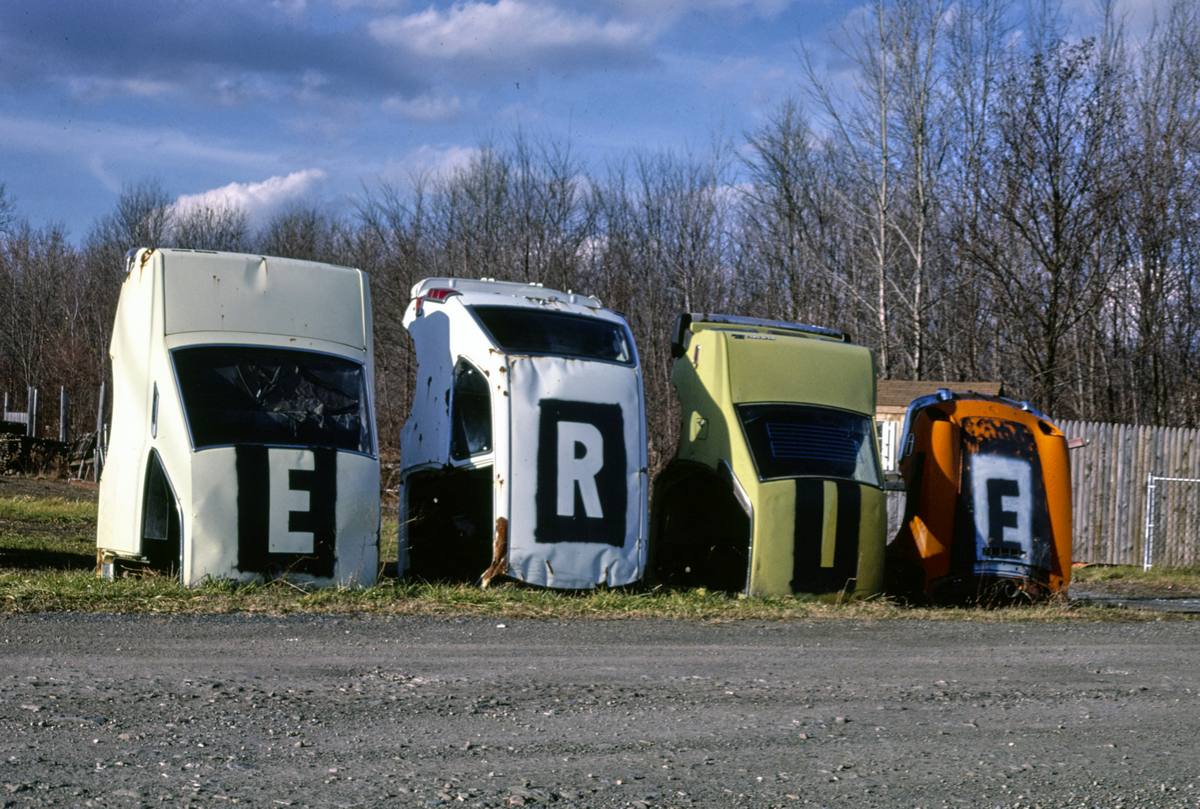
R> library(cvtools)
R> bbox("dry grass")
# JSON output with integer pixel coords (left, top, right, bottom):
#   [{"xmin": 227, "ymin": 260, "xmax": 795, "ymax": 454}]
[
  {"xmin": 1072, "ymin": 564, "xmax": 1200, "ymax": 597},
  {"xmin": 0, "ymin": 491, "xmax": 1191, "ymax": 621}
]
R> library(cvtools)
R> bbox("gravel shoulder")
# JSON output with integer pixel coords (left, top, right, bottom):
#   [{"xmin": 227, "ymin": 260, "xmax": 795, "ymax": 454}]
[{"xmin": 2, "ymin": 614, "xmax": 1198, "ymax": 808}]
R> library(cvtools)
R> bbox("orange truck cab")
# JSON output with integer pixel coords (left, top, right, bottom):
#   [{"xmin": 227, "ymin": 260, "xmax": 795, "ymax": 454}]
[{"xmin": 889, "ymin": 390, "xmax": 1072, "ymax": 601}]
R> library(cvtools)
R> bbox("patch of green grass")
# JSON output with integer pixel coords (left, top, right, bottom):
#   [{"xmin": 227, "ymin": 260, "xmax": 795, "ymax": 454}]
[
  {"xmin": 0, "ymin": 490, "xmax": 1192, "ymax": 620},
  {"xmin": 0, "ymin": 495, "xmax": 97, "ymax": 524},
  {"xmin": 0, "ymin": 495, "xmax": 97, "ymax": 568},
  {"xmin": 1072, "ymin": 564, "xmax": 1200, "ymax": 596},
  {"xmin": 380, "ymin": 513, "xmax": 398, "ymax": 564},
  {"xmin": 0, "ymin": 567, "xmax": 1177, "ymax": 621}
]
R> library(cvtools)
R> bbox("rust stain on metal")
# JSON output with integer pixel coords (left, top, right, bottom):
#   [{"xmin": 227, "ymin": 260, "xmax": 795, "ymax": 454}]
[{"xmin": 480, "ymin": 516, "xmax": 508, "ymax": 587}]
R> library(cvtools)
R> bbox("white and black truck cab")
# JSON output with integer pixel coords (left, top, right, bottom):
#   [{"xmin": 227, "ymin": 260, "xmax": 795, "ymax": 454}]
[
  {"xmin": 398, "ymin": 277, "xmax": 648, "ymax": 589},
  {"xmin": 96, "ymin": 248, "xmax": 379, "ymax": 586}
]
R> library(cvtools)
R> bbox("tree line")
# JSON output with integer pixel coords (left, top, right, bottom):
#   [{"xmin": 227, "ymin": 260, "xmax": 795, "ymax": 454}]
[{"xmin": 3, "ymin": 0, "xmax": 1200, "ymax": 468}]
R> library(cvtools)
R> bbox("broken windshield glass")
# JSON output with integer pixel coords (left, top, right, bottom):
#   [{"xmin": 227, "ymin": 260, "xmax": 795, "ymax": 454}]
[
  {"xmin": 471, "ymin": 306, "xmax": 633, "ymax": 364},
  {"xmin": 173, "ymin": 346, "xmax": 372, "ymax": 453}
]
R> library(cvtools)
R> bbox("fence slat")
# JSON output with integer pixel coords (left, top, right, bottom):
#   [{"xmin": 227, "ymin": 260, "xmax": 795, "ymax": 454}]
[{"xmin": 1059, "ymin": 419, "xmax": 1200, "ymax": 567}]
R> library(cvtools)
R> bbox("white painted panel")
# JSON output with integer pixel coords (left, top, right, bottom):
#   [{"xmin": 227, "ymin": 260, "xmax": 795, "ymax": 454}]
[
  {"xmin": 163, "ymin": 252, "xmax": 366, "ymax": 350},
  {"xmin": 98, "ymin": 249, "xmax": 379, "ymax": 589},
  {"xmin": 268, "ymin": 449, "xmax": 317, "ymax": 554},
  {"xmin": 334, "ymin": 452, "xmax": 381, "ymax": 586},
  {"xmin": 969, "ymin": 453, "xmax": 1034, "ymax": 578},
  {"xmin": 188, "ymin": 447, "xmax": 379, "ymax": 586},
  {"xmin": 506, "ymin": 356, "xmax": 646, "ymax": 588},
  {"xmin": 97, "ymin": 253, "xmax": 159, "ymax": 555}
]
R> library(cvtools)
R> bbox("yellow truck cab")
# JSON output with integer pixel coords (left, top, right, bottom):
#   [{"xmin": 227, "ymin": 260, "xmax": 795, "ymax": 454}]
[{"xmin": 651, "ymin": 314, "xmax": 885, "ymax": 597}]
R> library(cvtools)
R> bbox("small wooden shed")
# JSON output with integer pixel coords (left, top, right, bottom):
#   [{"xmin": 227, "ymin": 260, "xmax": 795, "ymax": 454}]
[{"xmin": 875, "ymin": 380, "xmax": 1004, "ymax": 470}]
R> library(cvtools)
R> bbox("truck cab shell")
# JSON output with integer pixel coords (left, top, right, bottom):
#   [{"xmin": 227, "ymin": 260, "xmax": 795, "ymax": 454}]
[
  {"xmin": 96, "ymin": 248, "xmax": 380, "ymax": 586},
  {"xmin": 651, "ymin": 314, "xmax": 885, "ymax": 597},
  {"xmin": 398, "ymin": 277, "xmax": 648, "ymax": 589}
]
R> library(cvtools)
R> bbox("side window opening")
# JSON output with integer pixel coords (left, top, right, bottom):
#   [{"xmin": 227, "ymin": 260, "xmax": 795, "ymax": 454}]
[
  {"xmin": 450, "ymin": 359, "xmax": 492, "ymax": 461},
  {"xmin": 141, "ymin": 449, "xmax": 181, "ymax": 576}
]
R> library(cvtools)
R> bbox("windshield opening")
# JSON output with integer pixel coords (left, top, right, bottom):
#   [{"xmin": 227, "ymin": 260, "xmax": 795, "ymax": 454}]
[
  {"xmin": 471, "ymin": 306, "xmax": 633, "ymax": 364},
  {"xmin": 173, "ymin": 346, "xmax": 372, "ymax": 453},
  {"xmin": 738, "ymin": 404, "xmax": 881, "ymax": 486}
]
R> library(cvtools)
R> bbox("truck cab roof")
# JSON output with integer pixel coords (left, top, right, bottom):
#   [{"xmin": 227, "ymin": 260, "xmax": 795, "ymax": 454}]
[{"xmin": 409, "ymin": 277, "xmax": 611, "ymax": 320}]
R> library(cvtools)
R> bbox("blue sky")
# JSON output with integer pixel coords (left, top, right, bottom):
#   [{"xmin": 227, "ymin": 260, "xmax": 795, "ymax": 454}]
[{"xmin": 0, "ymin": 0, "xmax": 1164, "ymax": 239}]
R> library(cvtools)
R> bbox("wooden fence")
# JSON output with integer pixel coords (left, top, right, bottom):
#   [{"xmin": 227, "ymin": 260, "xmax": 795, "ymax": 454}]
[
  {"xmin": 882, "ymin": 419, "xmax": 1200, "ymax": 567},
  {"xmin": 1060, "ymin": 420, "xmax": 1200, "ymax": 567}
]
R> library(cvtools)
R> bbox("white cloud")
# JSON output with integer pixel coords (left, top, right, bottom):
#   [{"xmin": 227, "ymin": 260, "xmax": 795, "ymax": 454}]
[
  {"xmin": 332, "ymin": 0, "xmax": 407, "ymax": 8},
  {"xmin": 382, "ymin": 92, "xmax": 465, "ymax": 122},
  {"xmin": 271, "ymin": 0, "xmax": 308, "ymax": 16},
  {"xmin": 368, "ymin": 0, "xmax": 649, "ymax": 64},
  {"xmin": 380, "ymin": 144, "xmax": 481, "ymax": 184},
  {"xmin": 1062, "ymin": 0, "xmax": 1174, "ymax": 42},
  {"xmin": 85, "ymin": 155, "xmax": 122, "ymax": 194},
  {"xmin": 0, "ymin": 114, "xmax": 275, "ymax": 184},
  {"xmin": 604, "ymin": 0, "xmax": 793, "ymax": 25},
  {"xmin": 66, "ymin": 76, "xmax": 177, "ymax": 100},
  {"xmin": 172, "ymin": 169, "xmax": 327, "ymax": 226}
]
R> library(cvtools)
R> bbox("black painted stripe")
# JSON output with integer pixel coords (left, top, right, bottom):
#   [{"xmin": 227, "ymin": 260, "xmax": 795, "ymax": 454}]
[
  {"xmin": 792, "ymin": 479, "xmax": 862, "ymax": 594},
  {"xmin": 236, "ymin": 446, "xmax": 337, "ymax": 578}
]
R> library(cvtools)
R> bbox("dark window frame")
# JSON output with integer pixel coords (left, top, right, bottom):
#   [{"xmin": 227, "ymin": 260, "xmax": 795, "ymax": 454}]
[
  {"xmin": 736, "ymin": 402, "xmax": 883, "ymax": 487},
  {"xmin": 449, "ymin": 357, "xmax": 493, "ymax": 462},
  {"xmin": 467, "ymin": 305, "xmax": 637, "ymax": 367}
]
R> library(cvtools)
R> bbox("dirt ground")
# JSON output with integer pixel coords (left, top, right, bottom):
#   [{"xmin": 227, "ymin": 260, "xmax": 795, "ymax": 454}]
[
  {"xmin": 1, "ymin": 614, "xmax": 1198, "ymax": 808},
  {"xmin": 0, "ymin": 476, "xmax": 97, "ymax": 503}
]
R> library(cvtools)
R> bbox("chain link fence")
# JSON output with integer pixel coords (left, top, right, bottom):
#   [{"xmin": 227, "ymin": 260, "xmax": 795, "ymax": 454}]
[{"xmin": 1142, "ymin": 475, "xmax": 1200, "ymax": 570}]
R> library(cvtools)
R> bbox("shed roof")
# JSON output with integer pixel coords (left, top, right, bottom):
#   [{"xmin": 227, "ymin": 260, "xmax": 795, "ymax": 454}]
[{"xmin": 876, "ymin": 379, "xmax": 1004, "ymax": 411}]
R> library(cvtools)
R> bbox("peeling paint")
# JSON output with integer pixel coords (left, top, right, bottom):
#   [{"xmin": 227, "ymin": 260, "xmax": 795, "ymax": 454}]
[
  {"xmin": 889, "ymin": 393, "xmax": 1073, "ymax": 601},
  {"xmin": 96, "ymin": 249, "xmax": 380, "ymax": 588},
  {"xmin": 398, "ymin": 276, "xmax": 648, "ymax": 589},
  {"xmin": 481, "ymin": 516, "xmax": 509, "ymax": 587}
]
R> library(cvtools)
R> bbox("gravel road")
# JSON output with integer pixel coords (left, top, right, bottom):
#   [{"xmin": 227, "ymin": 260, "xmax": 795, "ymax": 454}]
[{"xmin": 1, "ymin": 614, "xmax": 1198, "ymax": 808}]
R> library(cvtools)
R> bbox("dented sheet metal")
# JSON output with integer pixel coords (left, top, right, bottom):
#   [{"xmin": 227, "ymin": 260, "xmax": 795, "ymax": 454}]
[
  {"xmin": 96, "ymin": 249, "xmax": 380, "ymax": 587},
  {"xmin": 398, "ymin": 277, "xmax": 647, "ymax": 589},
  {"xmin": 163, "ymin": 253, "xmax": 366, "ymax": 350},
  {"xmin": 887, "ymin": 391, "xmax": 1073, "ymax": 601},
  {"xmin": 651, "ymin": 313, "xmax": 885, "ymax": 598},
  {"xmin": 188, "ymin": 447, "xmax": 378, "ymax": 584},
  {"xmin": 506, "ymin": 355, "xmax": 647, "ymax": 587}
]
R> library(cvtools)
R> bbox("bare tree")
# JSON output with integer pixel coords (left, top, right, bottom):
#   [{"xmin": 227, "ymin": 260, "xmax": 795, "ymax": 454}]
[
  {"xmin": 89, "ymin": 179, "xmax": 174, "ymax": 254},
  {"xmin": 257, "ymin": 204, "xmax": 344, "ymax": 263},
  {"xmin": 972, "ymin": 33, "xmax": 1124, "ymax": 413},
  {"xmin": 940, "ymin": 0, "xmax": 1009, "ymax": 381},
  {"xmin": 0, "ymin": 183, "xmax": 14, "ymax": 238},
  {"xmin": 740, "ymin": 101, "xmax": 855, "ymax": 327},
  {"xmin": 803, "ymin": 0, "xmax": 898, "ymax": 374},
  {"xmin": 172, "ymin": 203, "xmax": 251, "ymax": 252},
  {"xmin": 887, "ymin": 0, "xmax": 951, "ymax": 378}
]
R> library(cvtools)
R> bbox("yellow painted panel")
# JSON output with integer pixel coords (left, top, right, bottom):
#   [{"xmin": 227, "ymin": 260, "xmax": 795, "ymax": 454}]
[{"xmin": 820, "ymin": 480, "xmax": 837, "ymax": 568}]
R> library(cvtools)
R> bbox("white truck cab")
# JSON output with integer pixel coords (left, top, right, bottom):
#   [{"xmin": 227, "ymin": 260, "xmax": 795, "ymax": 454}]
[
  {"xmin": 96, "ymin": 248, "xmax": 380, "ymax": 586},
  {"xmin": 399, "ymin": 277, "xmax": 648, "ymax": 589}
]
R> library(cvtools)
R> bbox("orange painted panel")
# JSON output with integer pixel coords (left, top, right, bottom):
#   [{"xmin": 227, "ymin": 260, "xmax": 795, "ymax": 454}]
[{"xmin": 889, "ymin": 394, "xmax": 1072, "ymax": 601}]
